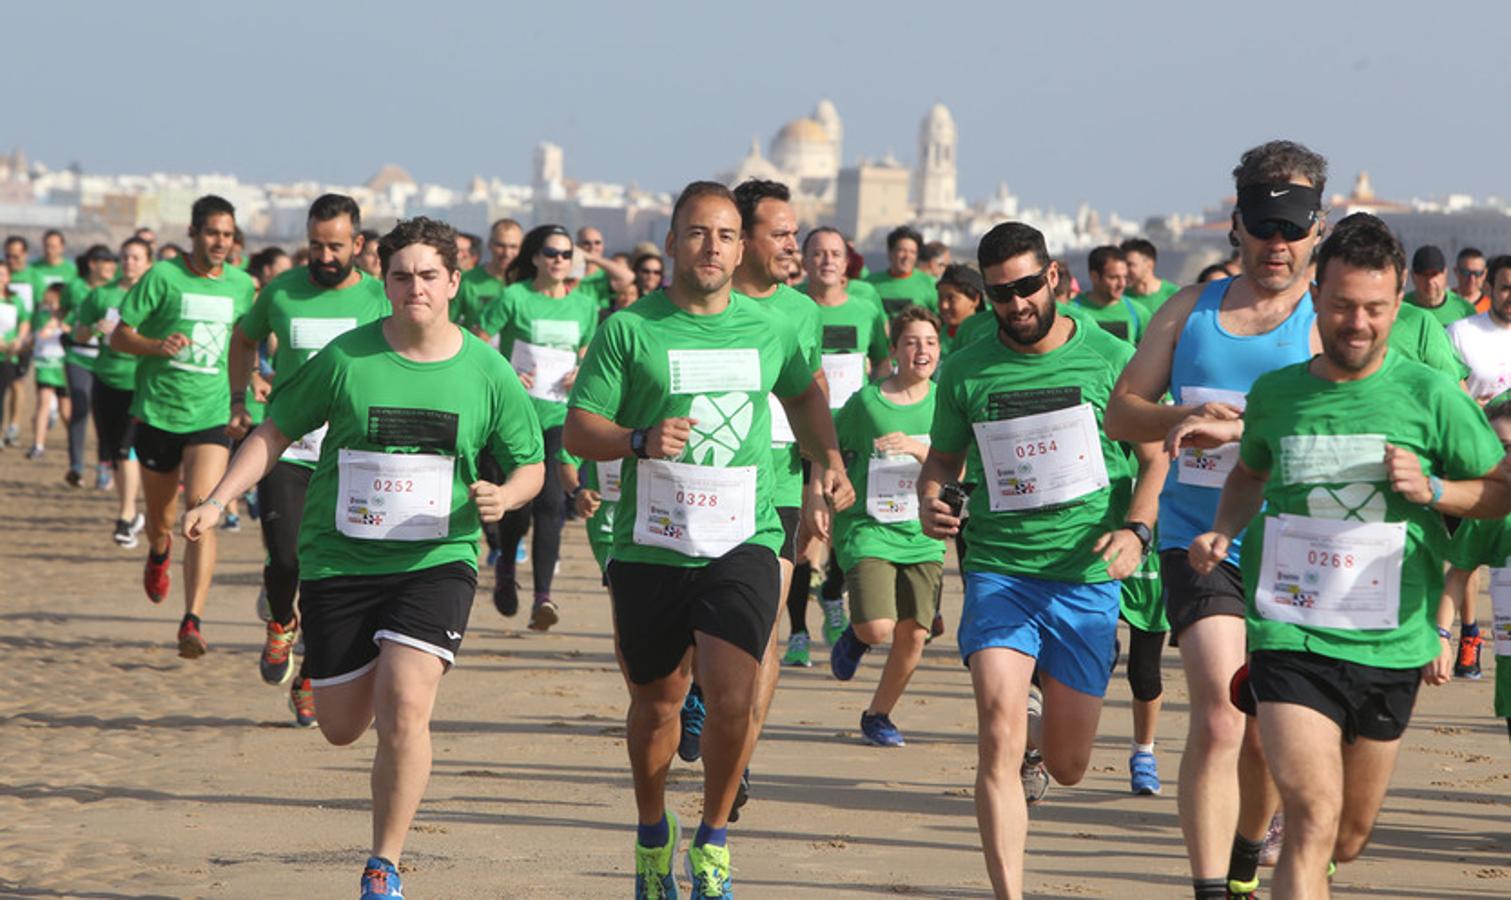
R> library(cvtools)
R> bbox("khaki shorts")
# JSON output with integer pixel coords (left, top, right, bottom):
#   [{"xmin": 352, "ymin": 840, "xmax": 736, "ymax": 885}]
[{"xmin": 847, "ymin": 558, "xmax": 943, "ymax": 629}]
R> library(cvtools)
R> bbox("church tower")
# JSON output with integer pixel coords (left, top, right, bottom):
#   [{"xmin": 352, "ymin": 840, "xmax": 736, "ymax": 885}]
[{"xmin": 915, "ymin": 103, "xmax": 957, "ymax": 219}]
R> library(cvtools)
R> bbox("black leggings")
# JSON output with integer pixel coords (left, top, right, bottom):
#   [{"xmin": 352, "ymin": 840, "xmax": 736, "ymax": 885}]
[
  {"xmin": 497, "ymin": 425, "xmax": 566, "ymax": 597},
  {"xmin": 785, "ymin": 554, "xmax": 845, "ymax": 635},
  {"xmin": 258, "ymin": 461, "xmax": 311, "ymax": 627},
  {"xmin": 90, "ymin": 381, "xmax": 136, "ymax": 462},
  {"xmin": 1125, "ymin": 622, "xmax": 1167, "ymax": 703}
]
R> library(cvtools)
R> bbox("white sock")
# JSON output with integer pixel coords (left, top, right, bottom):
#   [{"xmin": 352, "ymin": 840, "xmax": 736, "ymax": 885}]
[{"xmin": 1132, "ymin": 741, "xmax": 1154, "ymax": 756}]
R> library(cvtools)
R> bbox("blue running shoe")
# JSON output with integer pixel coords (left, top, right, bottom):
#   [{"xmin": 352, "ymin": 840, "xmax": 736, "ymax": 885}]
[
  {"xmin": 829, "ymin": 626, "xmax": 868, "ymax": 681},
  {"xmin": 634, "ymin": 811, "xmax": 680, "ymax": 900},
  {"xmin": 860, "ymin": 711, "xmax": 905, "ymax": 747},
  {"xmin": 679, "ymin": 683, "xmax": 706, "ymax": 763},
  {"xmin": 1129, "ymin": 750, "xmax": 1161, "ymax": 795},
  {"xmin": 515, "ymin": 543, "xmax": 528, "ymax": 564},
  {"xmin": 360, "ymin": 856, "xmax": 403, "ymax": 898},
  {"xmin": 685, "ymin": 841, "xmax": 733, "ymax": 899}
]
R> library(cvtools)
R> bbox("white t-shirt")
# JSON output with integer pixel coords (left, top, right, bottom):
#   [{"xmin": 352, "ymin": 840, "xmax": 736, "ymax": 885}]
[{"xmin": 1446, "ymin": 312, "xmax": 1511, "ymax": 401}]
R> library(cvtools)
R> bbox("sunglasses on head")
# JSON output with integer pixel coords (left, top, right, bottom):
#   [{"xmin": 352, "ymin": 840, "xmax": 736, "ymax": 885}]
[
  {"xmin": 1243, "ymin": 217, "xmax": 1310, "ymax": 242},
  {"xmin": 540, "ymin": 247, "xmax": 574, "ymax": 260},
  {"xmin": 985, "ymin": 265, "xmax": 1051, "ymax": 303}
]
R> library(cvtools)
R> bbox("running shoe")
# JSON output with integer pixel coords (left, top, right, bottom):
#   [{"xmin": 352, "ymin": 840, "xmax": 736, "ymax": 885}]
[
  {"xmin": 359, "ymin": 856, "xmax": 403, "ymax": 899},
  {"xmin": 528, "ymin": 597, "xmax": 560, "ymax": 632},
  {"xmin": 220, "ymin": 512, "xmax": 241, "ymax": 532},
  {"xmin": 684, "ymin": 841, "xmax": 732, "ymax": 899},
  {"xmin": 289, "ymin": 677, "xmax": 317, "ymax": 728},
  {"xmin": 492, "ymin": 564, "xmax": 519, "ymax": 618},
  {"xmin": 1226, "ymin": 875, "xmax": 1259, "ymax": 899},
  {"xmin": 177, "ymin": 615, "xmax": 207, "ymax": 659},
  {"xmin": 1021, "ymin": 749, "xmax": 1049, "ymax": 805},
  {"xmin": 515, "ymin": 543, "xmax": 528, "ymax": 564},
  {"xmin": 94, "ymin": 464, "xmax": 112, "ymax": 491},
  {"xmin": 1259, "ymin": 812, "xmax": 1284, "ymax": 867},
  {"xmin": 24, "ymin": 445, "xmax": 43, "ymax": 460},
  {"xmin": 255, "ymin": 586, "xmax": 271, "ymax": 622},
  {"xmin": 64, "ymin": 467, "xmax": 83, "ymax": 488},
  {"xmin": 634, "ymin": 811, "xmax": 680, "ymax": 900},
  {"xmin": 727, "ymin": 768, "xmax": 750, "ymax": 824},
  {"xmin": 1129, "ymin": 750, "xmax": 1161, "ymax": 795},
  {"xmin": 1454, "ymin": 633, "xmax": 1484, "ymax": 679},
  {"xmin": 678, "ymin": 683, "xmax": 706, "ymax": 763},
  {"xmin": 780, "ymin": 632, "xmax": 812, "ymax": 667},
  {"xmin": 144, "ymin": 542, "xmax": 171, "ymax": 604},
  {"xmin": 819, "ymin": 597, "xmax": 848, "ymax": 646},
  {"xmin": 860, "ymin": 711, "xmax": 905, "ymax": 748},
  {"xmin": 829, "ymin": 626, "xmax": 868, "ymax": 681},
  {"xmin": 259, "ymin": 619, "xmax": 298, "ymax": 685},
  {"xmin": 2, "ymin": 423, "xmax": 18, "ymax": 446},
  {"xmin": 46, "ymin": 410, "xmax": 58, "ymax": 430},
  {"xmin": 112, "ymin": 518, "xmax": 139, "ymax": 549}
]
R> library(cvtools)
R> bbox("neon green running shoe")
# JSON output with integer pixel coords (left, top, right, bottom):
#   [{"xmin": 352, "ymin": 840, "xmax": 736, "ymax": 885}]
[
  {"xmin": 634, "ymin": 811, "xmax": 680, "ymax": 900},
  {"xmin": 684, "ymin": 841, "xmax": 732, "ymax": 899},
  {"xmin": 820, "ymin": 597, "xmax": 849, "ymax": 646},
  {"xmin": 1226, "ymin": 875, "xmax": 1259, "ymax": 899},
  {"xmin": 781, "ymin": 632, "xmax": 812, "ymax": 668}
]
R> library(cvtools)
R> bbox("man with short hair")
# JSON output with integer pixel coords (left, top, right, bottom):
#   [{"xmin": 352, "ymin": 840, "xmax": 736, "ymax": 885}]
[
  {"xmin": 1447, "ymin": 254, "xmax": 1511, "ymax": 405},
  {"xmin": 866, "ymin": 225, "xmax": 937, "ymax": 314},
  {"xmin": 1073, "ymin": 245, "xmax": 1151, "ymax": 344},
  {"xmin": 919, "ymin": 220, "xmax": 1163, "ymax": 899},
  {"xmin": 455, "ymin": 232, "xmax": 480, "ymax": 272},
  {"xmin": 1106, "ymin": 140, "xmax": 1328, "ymax": 900},
  {"xmin": 918, "ymin": 240, "xmax": 951, "ymax": 278},
  {"xmin": 453, "ymin": 218, "xmax": 522, "ymax": 333},
  {"xmin": 1404, "ymin": 245, "xmax": 1476, "ymax": 327},
  {"xmin": 134, "ymin": 227, "xmax": 157, "ymax": 251},
  {"xmin": 32, "ymin": 230, "xmax": 73, "ymax": 287},
  {"xmin": 1189, "ymin": 212, "xmax": 1510, "ymax": 898},
  {"xmin": 229, "ymin": 193, "xmax": 393, "ymax": 726},
  {"xmin": 1455, "ymin": 247, "xmax": 1489, "ymax": 313},
  {"xmin": 572, "ymin": 225, "xmax": 635, "ymax": 312},
  {"xmin": 1123, "ymin": 237, "xmax": 1182, "ymax": 312},
  {"xmin": 355, "ymin": 229, "xmax": 382, "ymax": 278},
  {"xmin": 564, "ymin": 181, "xmax": 849, "ymax": 897},
  {"xmin": 110, "ymin": 195, "xmax": 257, "ymax": 657}
]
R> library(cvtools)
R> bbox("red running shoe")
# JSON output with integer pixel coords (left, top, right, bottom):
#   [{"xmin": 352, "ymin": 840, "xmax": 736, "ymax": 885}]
[{"xmin": 143, "ymin": 539, "xmax": 171, "ymax": 604}]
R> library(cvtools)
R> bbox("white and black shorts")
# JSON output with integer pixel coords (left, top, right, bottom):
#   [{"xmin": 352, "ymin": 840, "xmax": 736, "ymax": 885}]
[{"xmin": 299, "ymin": 561, "xmax": 476, "ymax": 687}]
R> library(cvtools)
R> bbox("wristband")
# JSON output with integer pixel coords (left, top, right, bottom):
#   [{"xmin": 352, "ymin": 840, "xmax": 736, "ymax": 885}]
[
  {"xmin": 1122, "ymin": 521, "xmax": 1153, "ymax": 555},
  {"xmin": 630, "ymin": 428, "xmax": 650, "ymax": 459},
  {"xmin": 205, "ymin": 498, "xmax": 226, "ymax": 512},
  {"xmin": 1436, "ymin": 626, "xmax": 1453, "ymax": 641},
  {"xmin": 1426, "ymin": 475, "xmax": 1445, "ymax": 508},
  {"xmin": 230, "ymin": 391, "xmax": 247, "ymax": 405}
]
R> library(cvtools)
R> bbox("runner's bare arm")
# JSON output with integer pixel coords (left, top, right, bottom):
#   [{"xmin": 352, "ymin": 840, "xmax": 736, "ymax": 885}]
[
  {"xmin": 109, "ymin": 322, "xmax": 187, "ymax": 358},
  {"xmin": 1188, "ymin": 459, "xmax": 1269, "ymax": 574},
  {"xmin": 1426, "ymin": 567, "xmax": 1471, "ymax": 685},
  {"xmin": 226, "ymin": 325, "xmax": 259, "ymax": 438},
  {"xmin": 1104, "ymin": 286, "xmax": 1204, "ymax": 442},
  {"xmin": 585, "ymin": 251, "xmax": 634, "ymax": 287},
  {"xmin": 916, "ymin": 447, "xmax": 967, "ymax": 539},
  {"xmin": 782, "ymin": 379, "xmax": 855, "ymax": 513},
  {"xmin": 183, "ymin": 420, "xmax": 297, "ymax": 541},
  {"xmin": 1093, "ymin": 441, "xmax": 1168, "ymax": 579},
  {"xmin": 563, "ymin": 407, "xmax": 694, "ymax": 461},
  {"xmin": 1384, "ymin": 444, "xmax": 1511, "ymax": 518},
  {"xmin": 470, "ymin": 461, "xmax": 545, "ymax": 523}
]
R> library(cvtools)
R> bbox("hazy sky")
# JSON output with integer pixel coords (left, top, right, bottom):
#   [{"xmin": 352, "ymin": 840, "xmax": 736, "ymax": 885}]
[{"xmin": 6, "ymin": 1, "xmax": 1506, "ymax": 221}]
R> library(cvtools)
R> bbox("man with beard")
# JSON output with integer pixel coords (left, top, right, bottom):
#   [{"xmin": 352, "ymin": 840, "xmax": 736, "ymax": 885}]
[
  {"xmin": 1105, "ymin": 140, "xmax": 1326, "ymax": 900},
  {"xmin": 919, "ymin": 221, "xmax": 1163, "ymax": 899},
  {"xmin": 229, "ymin": 193, "xmax": 391, "ymax": 726},
  {"xmin": 1189, "ymin": 212, "xmax": 1510, "ymax": 897}
]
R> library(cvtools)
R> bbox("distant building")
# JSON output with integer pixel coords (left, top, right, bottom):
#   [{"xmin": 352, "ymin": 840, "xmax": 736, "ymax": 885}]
[
  {"xmin": 836, "ymin": 155, "xmax": 910, "ymax": 248},
  {"xmin": 914, "ymin": 103, "xmax": 958, "ymax": 221}
]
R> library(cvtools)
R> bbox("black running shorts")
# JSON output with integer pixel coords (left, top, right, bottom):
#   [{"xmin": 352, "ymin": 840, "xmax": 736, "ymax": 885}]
[
  {"xmin": 1160, "ymin": 548, "xmax": 1246, "ymax": 646},
  {"xmin": 1249, "ymin": 649, "xmax": 1421, "ymax": 743},
  {"xmin": 133, "ymin": 421, "xmax": 231, "ymax": 473}
]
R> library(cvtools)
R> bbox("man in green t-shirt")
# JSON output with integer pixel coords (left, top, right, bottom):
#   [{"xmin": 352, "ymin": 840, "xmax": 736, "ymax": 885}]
[
  {"xmin": 1122, "ymin": 237, "xmax": 1182, "ymax": 313},
  {"xmin": 571, "ymin": 225, "xmax": 636, "ymax": 312},
  {"xmin": 918, "ymin": 222, "xmax": 1162, "ymax": 900},
  {"xmin": 866, "ymin": 225, "xmax": 938, "ymax": 315},
  {"xmin": 451, "ymin": 217, "xmax": 521, "ymax": 334},
  {"xmin": 184, "ymin": 217, "xmax": 545, "ymax": 899},
  {"xmin": 1072, "ymin": 245, "xmax": 1152, "ymax": 344},
  {"xmin": 1404, "ymin": 244, "xmax": 1476, "ymax": 327},
  {"xmin": 228, "ymin": 193, "xmax": 392, "ymax": 726},
  {"xmin": 110, "ymin": 194, "xmax": 257, "ymax": 659},
  {"xmin": 564, "ymin": 181, "xmax": 851, "ymax": 899},
  {"xmin": 1189, "ymin": 214, "xmax": 1510, "ymax": 898}
]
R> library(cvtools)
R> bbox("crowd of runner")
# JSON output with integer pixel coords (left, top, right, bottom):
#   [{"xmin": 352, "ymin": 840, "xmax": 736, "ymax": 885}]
[{"xmin": 3, "ymin": 137, "xmax": 1510, "ymax": 900}]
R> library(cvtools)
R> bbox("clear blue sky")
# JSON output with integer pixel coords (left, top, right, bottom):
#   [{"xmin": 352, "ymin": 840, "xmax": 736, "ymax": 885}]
[{"xmin": 6, "ymin": 0, "xmax": 1506, "ymax": 221}]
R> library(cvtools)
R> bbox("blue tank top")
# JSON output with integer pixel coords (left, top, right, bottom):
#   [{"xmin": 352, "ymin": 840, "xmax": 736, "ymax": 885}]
[{"xmin": 1158, "ymin": 277, "xmax": 1315, "ymax": 561}]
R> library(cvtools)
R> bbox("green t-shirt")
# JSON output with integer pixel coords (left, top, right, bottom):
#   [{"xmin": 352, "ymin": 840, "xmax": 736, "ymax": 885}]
[
  {"xmin": 1237, "ymin": 350, "xmax": 1504, "ymax": 669},
  {"xmin": 561, "ymin": 447, "xmax": 619, "ymax": 571},
  {"xmin": 6, "ymin": 268, "xmax": 37, "ymax": 323},
  {"xmin": 576, "ymin": 269, "xmax": 615, "ymax": 310},
  {"xmin": 453, "ymin": 266, "xmax": 508, "ymax": 331},
  {"xmin": 28, "ymin": 261, "xmax": 74, "ymax": 294},
  {"xmin": 568, "ymin": 290, "xmax": 811, "ymax": 568},
  {"xmin": 0, "ymin": 291, "xmax": 25, "ymax": 362},
  {"xmin": 1390, "ymin": 301, "xmax": 1469, "ymax": 380},
  {"xmin": 833, "ymin": 381, "xmax": 944, "ymax": 572},
  {"xmin": 1071, "ymin": 293, "xmax": 1153, "ymax": 345},
  {"xmin": 479, "ymin": 281, "xmax": 599, "ymax": 430},
  {"xmin": 72, "ymin": 282, "xmax": 140, "ymax": 391},
  {"xmin": 58, "ymin": 276, "xmax": 100, "ymax": 371},
  {"xmin": 1127, "ymin": 278, "xmax": 1181, "ymax": 314},
  {"xmin": 810, "ymin": 288, "xmax": 890, "ymax": 365},
  {"xmin": 119, "ymin": 258, "xmax": 256, "ymax": 433},
  {"xmin": 268, "ymin": 321, "xmax": 545, "ymax": 580},
  {"xmin": 1405, "ymin": 290, "xmax": 1477, "ymax": 328},
  {"xmin": 931, "ymin": 319, "xmax": 1135, "ymax": 582},
  {"xmin": 866, "ymin": 268, "xmax": 937, "ymax": 315},
  {"xmin": 746, "ymin": 284, "xmax": 823, "ymax": 509}
]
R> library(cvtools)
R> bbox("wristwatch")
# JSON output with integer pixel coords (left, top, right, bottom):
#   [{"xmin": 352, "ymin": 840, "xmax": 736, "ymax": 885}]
[
  {"xmin": 1123, "ymin": 521, "xmax": 1153, "ymax": 556},
  {"xmin": 630, "ymin": 428, "xmax": 650, "ymax": 460}
]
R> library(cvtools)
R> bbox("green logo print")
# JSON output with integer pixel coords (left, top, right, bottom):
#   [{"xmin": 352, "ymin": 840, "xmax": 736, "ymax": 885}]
[{"xmin": 686, "ymin": 392, "xmax": 754, "ymax": 467}]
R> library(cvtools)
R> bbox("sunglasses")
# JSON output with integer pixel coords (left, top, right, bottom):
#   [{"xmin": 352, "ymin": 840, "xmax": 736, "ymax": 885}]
[
  {"xmin": 540, "ymin": 247, "xmax": 574, "ymax": 260},
  {"xmin": 1458, "ymin": 267, "xmax": 1487, "ymax": 278},
  {"xmin": 637, "ymin": 268, "xmax": 662, "ymax": 276},
  {"xmin": 1243, "ymin": 218, "xmax": 1310, "ymax": 242},
  {"xmin": 985, "ymin": 265, "xmax": 1051, "ymax": 303}
]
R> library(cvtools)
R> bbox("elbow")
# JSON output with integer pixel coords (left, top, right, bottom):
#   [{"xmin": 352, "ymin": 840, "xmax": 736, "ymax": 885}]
[{"xmin": 1102, "ymin": 400, "xmax": 1132, "ymax": 442}]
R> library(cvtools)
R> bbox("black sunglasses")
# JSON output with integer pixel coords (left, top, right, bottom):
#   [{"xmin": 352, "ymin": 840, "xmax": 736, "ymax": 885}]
[
  {"xmin": 1243, "ymin": 218, "xmax": 1310, "ymax": 242},
  {"xmin": 637, "ymin": 267, "xmax": 662, "ymax": 276},
  {"xmin": 1458, "ymin": 266, "xmax": 1487, "ymax": 278},
  {"xmin": 985, "ymin": 265, "xmax": 1051, "ymax": 303},
  {"xmin": 540, "ymin": 247, "xmax": 574, "ymax": 260}
]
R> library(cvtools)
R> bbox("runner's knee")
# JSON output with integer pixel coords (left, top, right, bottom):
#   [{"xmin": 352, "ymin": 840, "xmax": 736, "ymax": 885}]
[{"xmin": 853, "ymin": 619, "xmax": 894, "ymax": 645}]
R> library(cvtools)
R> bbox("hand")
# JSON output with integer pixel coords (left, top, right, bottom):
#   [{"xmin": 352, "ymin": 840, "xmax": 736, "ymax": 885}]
[
  {"xmin": 1093, "ymin": 528, "xmax": 1144, "ymax": 580},
  {"xmin": 183, "ymin": 502, "xmax": 222, "ymax": 541},
  {"xmin": 1384, "ymin": 443, "xmax": 1431, "ymax": 504},
  {"xmin": 469, "ymin": 481, "xmax": 508, "ymax": 522},
  {"xmin": 1421, "ymin": 633, "xmax": 1454, "ymax": 686},
  {"xmin": 562, "ymin": 367, "xmax": 578, "ymax": 391},
  {"xmin": 516, "ymin": 369, "xmax": 536, "ymax": 390},
  {"xmin": 801, "ymin": 484, "xmax": 833, "ymax": 542},
  {"xmin": 1187, "ymin": 531, "xmax": 1230, "ymax": 575},
  {"xmin": 1191, "ymin": 401, "xmax": 1244, "ymax": 421},
  {"xmin": 647, "ymin": 417, "xmax": 697, "ymax": 458},
  {"xmin": 874, "ymin": 432, "xmax": 919, "ymax": 457},
  {"xmin": 920, "ymin": 495, "xmax": 961, "ymax": 539},
  {"xmin": 156, "ymin": 332, "xmax": 190, "ymax": 357},
  {"xmin": 574, "ymin": 488, "xmax": 601, "ymax": 518},
  {"xmin": 250, "ymin": 371, "xmax": 272, "ymax": 403},
  {"xmin": 227, "ymin": 403, "xmax": 255, "ymax": 440},
  {"xmin": 1165, "ymin": 413, "xmax": 1245, "ymax": 458},
  {"xmin": 815, "ymin": 461, "xmax": 856, "ymax": 513}
]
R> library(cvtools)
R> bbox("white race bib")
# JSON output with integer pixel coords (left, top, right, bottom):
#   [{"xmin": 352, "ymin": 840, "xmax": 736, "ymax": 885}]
[
  {"xmin": 1491, "ymin": 565, "xmax": 1511, "ymax": 657},
  {"xmin": 668, "ymin": 349, "xmax": 761, "ymax": 394},
  {"xmin": 335, "ymin": 448, "xmax": 454, "ymax": 541},
  {"xmin": 1176, "ymin": 386, "xmax": 1246, "ymax": 488},
  {"xmin": 633, "ymin": 458, "xmax": 757, "ymax": 558},
  {"xmin": 866, "ymin": 451, "xmax": 924, "ymax": 523},
  {"xmin": 0, "ymin": 304, "xmax": 16, "ymax": 334},
  {"xmin": 1256, "ymin": 513, "xmax": 1405, "ymax": 630},
  {"xmin": 36, "ymin": 333, "xmax": 65, "ymax": 360},
  {"xmin": 510, "ymin": 340, "xmax": 578, "ymax": 403},
  {"xmin": 290, "ymin": 316, "xmax": 357, "ymax": 353},
  {"xmin": 7, "ymin": 282, "xmax": 33, "ymax": 312},
  {"xmin": 822, "ymin": 353, "xmax": 865, "ymax": 410},
  {"xmin": 769, "ymin": 394, "xmax": 795, "ymax": 446},
  {"xmin": 973, "ymin": 403, "xmax": 1109, "ymax": 512},
  {"xmin": 282, "ymin": 423, "xmax": 328, "ymax": 464},
  {"xmin": 598, "ymin": 458, "xmax": 623, "ymax": 503}
]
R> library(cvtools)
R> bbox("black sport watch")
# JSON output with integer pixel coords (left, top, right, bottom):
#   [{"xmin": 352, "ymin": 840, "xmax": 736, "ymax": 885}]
[
  {"xmin": 630, "ymin": 428, "xmax": 650, "ymax": 459},
  {"xmin": 1123, "ymin": 521, "xmax": 1153, "ymax": 556}
]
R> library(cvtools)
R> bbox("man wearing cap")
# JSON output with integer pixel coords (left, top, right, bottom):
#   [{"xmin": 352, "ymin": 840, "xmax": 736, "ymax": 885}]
[
  {"xmin": 1105, "ymin": 140, "xmax": 1327, "ymax": 900},
  {"xmin": 1404, "ymin": 245, "xmax": 1476, "ymax": 328}
]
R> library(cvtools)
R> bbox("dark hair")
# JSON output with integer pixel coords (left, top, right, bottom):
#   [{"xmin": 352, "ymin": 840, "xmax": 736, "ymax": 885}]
[
  {"xmin": 308, "ymin": 193, "xmax": 362, "ymax": 230},
  {"xmin": 1486, "ymin": 254, "xmax": 1511, "ymax": 287},
  {"xmin": 248, "ymin": 247, "xmax": 289, "ymax": 282},
  {"xmin": 190, "ymin": 194, "xmax": 236, "ymax": 233},
  {"xmin": 458, "ymin": 232, "xmax": 482, "ymax": 253},
  {"xmin": 802, "ymin": 226, "xmax": 846, "ymax": 254},
  {"xmin": 4, "ymin": 235, "xmax": 27, "ymax": 251},
  {"xmin": 120, "ymin": 236, "xmax": 152, "ymax": 259},
  {"xmin": 505, "ymin": 224, "xmax": 572, "ymax": 285},
  {"xmin": 919, "ymin": 240, "xmax": 950, "ymax": 264},
  {"xmin": 42, "ymin": 229, "xmax": 63, "ymax": 244},
  {"xmin": 1314, "ymin": 212, "xmax": 1405, "ymax": 292},
  {"xmin": 358, "ymin": 229, "xmax": 381, "ymax": 246},
  {"xmin": 1052, "ymin": 260, "xmax": 1075, "ymax": 299},
  {"xmin": 1457, "ymin": 246, "xmax": 1485, "ymax": 264},
  {"xmin": 889, "ymin": 304, "xmax": 942, "ymax": 344},
  {"xmin": 1120, "ymin": 238, "xmax": 1157, "ymax": 262},
  {"xmin": 1232, "ymin": 140, "xmax": 1328, "ymax": 195},
  {"xmin": 977, "ymin": 222, "xmax": 1049, "ymax": 271},
  {"xmin": 632, "ymin": 252, "xmax": 663, "ymax": 273},
  {"xmin": 377, "ymin": 216, "xmax": 459, "ymax": 276},
  {"xmin": 1485, "ymin": 395, "xmax": 1511, "ymax": 423},
  {"xmin": 936, "ymin": 263, "xmax": 984, "ymax": 304},
  {"xmin": 671, "ymin": 180, "xmax": 739, "ymax": 232},
  {"xmin": 732, "ymin": 178, "xmax": 791, "ymax": 236},
  {"xmin": 1197, "ymin": 262, "xmax": 1232, "ymax": 283},
  {"xmin": 158, "ymin": 242, "xmax": 185, "ymax": 259},
  {"xmin": 886, "ymin": 226, "xmax": 923, "ymax": 253},
  {"xmin": 1088, "ymin": 245, "xmax": 1126, "ymax": 276}
]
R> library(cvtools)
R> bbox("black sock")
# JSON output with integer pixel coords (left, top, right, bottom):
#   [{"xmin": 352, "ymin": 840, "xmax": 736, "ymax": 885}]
[
  {"xmin": 1227, "ymin": 833, "xmax": 1264, "ymax": 885},
  {"xmin": 1193, "ymin": 877, "xmax": 1228, "ymax": 899}
]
